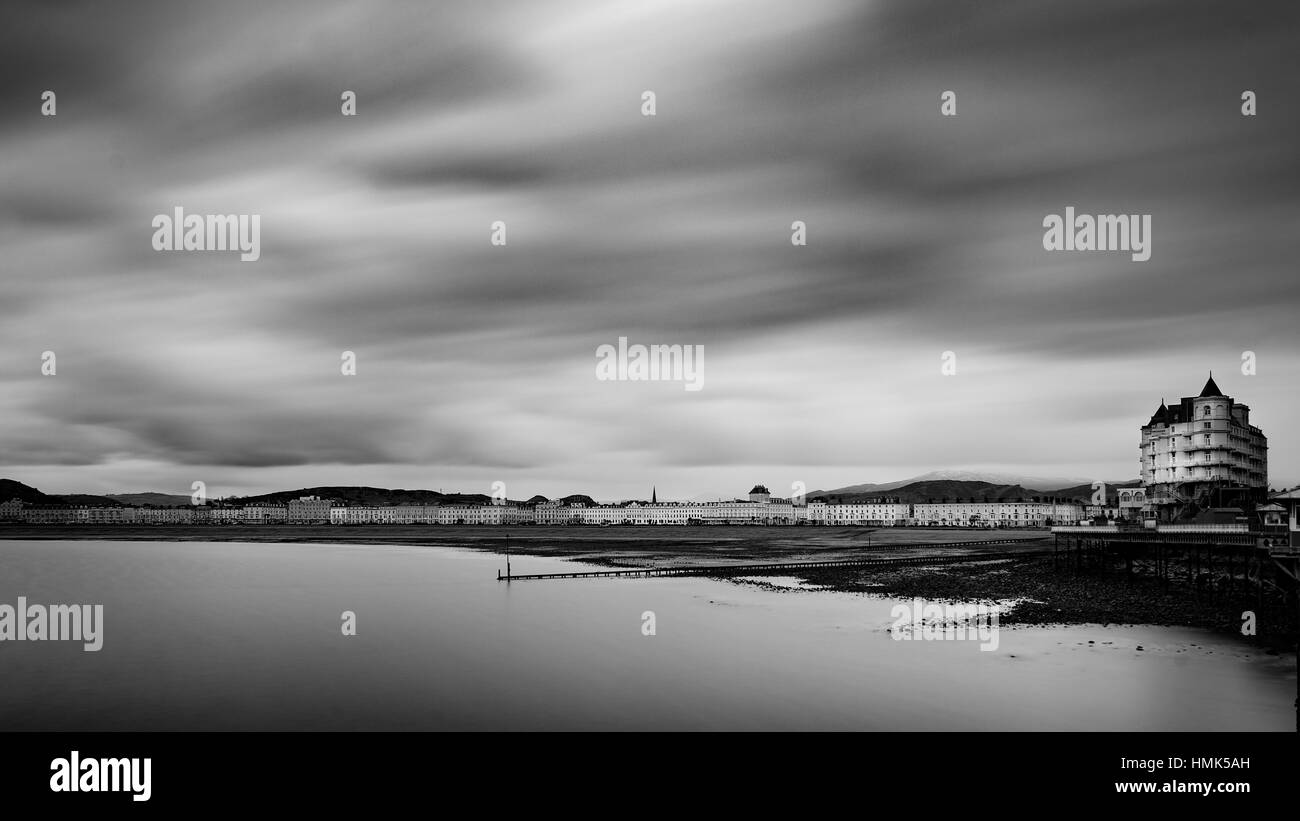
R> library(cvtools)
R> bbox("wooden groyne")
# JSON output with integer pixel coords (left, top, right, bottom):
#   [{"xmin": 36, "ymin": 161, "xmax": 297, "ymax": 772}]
[
  {"xmin": 840, "ymin": 536, "xmax": 1042, "ymax": 550},
  {"xmin": 498, "ymin": 546, "xmax": 1050, "ymax": 581}
]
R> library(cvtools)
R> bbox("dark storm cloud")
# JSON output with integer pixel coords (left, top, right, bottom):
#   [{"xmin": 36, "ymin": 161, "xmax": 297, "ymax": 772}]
[
  {"xmin": 11, "ymin": 350, "xmax": 509, "ymax": 468},
  {"xmin": 0, "ymin": 181, "xmax": 118, "ymax": 226},
  {"xmin": 364, "ymin": 156, "xmax": 551, "ymax": 190},
  {"xmin": 2, "ymin": 0, "xmax": 1298, "ymax": 497}
]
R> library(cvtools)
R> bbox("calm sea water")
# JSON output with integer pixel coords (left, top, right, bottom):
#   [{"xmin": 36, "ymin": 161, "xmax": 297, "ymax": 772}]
[{"xmin": 0, "ymin": 539, "xmax": 1293, "ymax": 730}]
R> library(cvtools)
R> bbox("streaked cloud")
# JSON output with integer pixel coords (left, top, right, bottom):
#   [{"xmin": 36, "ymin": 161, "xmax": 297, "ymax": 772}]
[{"xmin": 2, "ymin": 0, "xmax": 1298, "ymax": 498}]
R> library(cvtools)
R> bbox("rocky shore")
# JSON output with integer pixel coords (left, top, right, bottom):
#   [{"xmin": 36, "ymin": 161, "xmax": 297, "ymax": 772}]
[{"xmin": 749, "ymin": 555, "xmax": 1299, "ymax": 649}]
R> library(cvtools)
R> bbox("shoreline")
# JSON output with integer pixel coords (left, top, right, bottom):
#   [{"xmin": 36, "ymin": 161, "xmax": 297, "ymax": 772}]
[
  {"xmin": 4, "ymin": 524, "xmax": 1296, "ymax": 649},
  {"xmin": 731, "ymin": 555, "xmax": 1298, "ymax": 651}
]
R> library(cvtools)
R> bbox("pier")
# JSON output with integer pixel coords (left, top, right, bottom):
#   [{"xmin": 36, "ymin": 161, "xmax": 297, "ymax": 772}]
[
  {"xmin": 1052, "ymin": 527, "xmax": 1300, "ymax": 732},
  {"xmin": 1050, "ymin": 528, "xmax": 1296, "ymax": 601}
]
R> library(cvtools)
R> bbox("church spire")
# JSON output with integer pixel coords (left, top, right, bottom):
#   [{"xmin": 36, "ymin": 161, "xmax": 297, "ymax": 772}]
[{"xmin": 651, "ymin": 486, "xmax": 657, "ymax": 504}]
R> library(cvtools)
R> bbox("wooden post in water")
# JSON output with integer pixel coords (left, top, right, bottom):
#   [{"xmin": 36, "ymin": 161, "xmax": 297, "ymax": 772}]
[
  {"xmin": 1207, "ymin": 545, "xmax": 1214, "ymax": 603},
  {"xmin": 1227, "ymin": 547, "xmax": 1234, "ymax": 600},
  {"xmin": 1255, "ymin": 547, "xmax": 1263, "ymax": 620}
]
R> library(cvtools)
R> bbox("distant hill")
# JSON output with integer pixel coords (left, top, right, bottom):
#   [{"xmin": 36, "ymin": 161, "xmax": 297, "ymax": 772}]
[
  {"xmin": 0, "ymin": 479, "xmax": 52, "ymax": 504},
  {"xmin": 811, "ymin": 478, "xmax": 1139, "ymax": 504},
  {"xmin": 898, "ymin": 469, "xmax": 1095, "ymax": 491},
  {"xmin": 812, "ymin": 480, "xmax": 1032, "ymax": 504},
  {"xmin": 105, "ymin": 492, "xmax": 193, "ymax": 507},
  {"xmin": 805, "ymin": 482, "xmax": 887, "ymax": 497},
  {"xmin": 1049, "ymin": 481, "xmax": 1143, "ymax": 505},
  {"xmin": 0, "ymin": 479, "xmax": 123, "ymax": 507},
  {"xmin": 230, "ymin": 486, "xmax": 497, "ymax": 506},
  {"xmin": 53, "ymin": 494, "xmax": 125, "ymax": 506},
  {"xmin": 815, "ymin": 469, "xmax": 1099, "ymax": 496},
  {"xmin": 2, "ymin": 479, "xmax": 602, "ymax": 508}
]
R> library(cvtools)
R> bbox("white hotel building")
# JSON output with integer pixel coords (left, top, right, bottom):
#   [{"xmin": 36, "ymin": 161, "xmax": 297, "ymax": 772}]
[
  {"xmin": 910, "ymin": 500, "xmax": 1084, "ymax": 528},
  {"xmin": 545, "ymin": 487, "xmax": 799, "ymax": 526},
  {"xmin": 330, "ymin": 504, "xmax": 508, "ymax": 525},
  {"xmin": 805, "ymin": 500, "xmax": 909, "ymax": 526},
  {"xmin": 327, "ymin": 503, "xmax": 534, "ymax": 526},
  {"xmin": 1140, "ymin": 375, "xmax": 1268, "ymax": 520}
]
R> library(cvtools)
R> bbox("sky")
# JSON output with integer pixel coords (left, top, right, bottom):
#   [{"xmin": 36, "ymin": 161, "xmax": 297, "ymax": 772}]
[{"xmin": 2, "ymin": 0, "xmax": 1298, "ymax": 502}]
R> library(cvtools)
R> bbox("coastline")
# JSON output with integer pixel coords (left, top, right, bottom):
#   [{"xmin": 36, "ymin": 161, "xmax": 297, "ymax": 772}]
[{"xmin": 3, "ymin": 523, "xmax": 1295, "ymax": 649}]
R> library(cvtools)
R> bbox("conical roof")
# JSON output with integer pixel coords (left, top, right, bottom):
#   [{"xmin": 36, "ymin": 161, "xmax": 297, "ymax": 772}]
[{"xmin": 1199, "ymin": 373, "xmax": 1224, "ymax": 397}]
